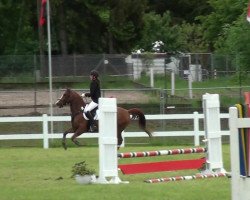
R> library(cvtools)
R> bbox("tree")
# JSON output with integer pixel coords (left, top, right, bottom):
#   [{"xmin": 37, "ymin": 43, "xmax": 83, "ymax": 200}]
[
  {"xmin": 215, "ymin": 15, "xmax": 250, "ymax": 70},
  {"xmin": 197, "ymin": 0, "xmax": 246, "ymax": 51},
  {"xmin": 178, "ymin": 22, "xmax": 208, "ymax": 52},
  {"xmin": 3, "ymin": 0, "xmax": 248, "ymax": 56},
  {"xmin": 147, "ymin": 0, "xmax": 211, "ymax": 23},
  {"xmin": 135, "ymin": 11, "xmax": 182, "ymax": 53},
  {"xmin": 197, "ymin": 0, "xmax": 250, "ymax": 71},
  {"xmin": 50, "ymin": 0, "xmax": 147, "ymax": 54},
  {"xmin": 0, "ymin": 1, "xmax": 38, "ymax": 55},
  {"xmin": 107, "ymin": 0, "xmax": 147, "ymax": 53}
]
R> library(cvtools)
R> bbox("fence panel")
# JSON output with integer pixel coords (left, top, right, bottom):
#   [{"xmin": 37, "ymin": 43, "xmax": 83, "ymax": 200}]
[{"xmin": 0, "ymin": 112, "xmax": 230, "ymax": 148}]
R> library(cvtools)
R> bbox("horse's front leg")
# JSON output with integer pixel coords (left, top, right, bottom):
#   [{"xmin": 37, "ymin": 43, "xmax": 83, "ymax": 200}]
[{"xmin": 62, "ymin": 128, "xmax": 73, "ymax": 150}]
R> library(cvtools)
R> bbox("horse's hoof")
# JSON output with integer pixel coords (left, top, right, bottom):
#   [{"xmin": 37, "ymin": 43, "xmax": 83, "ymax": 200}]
[
  {"xmin": 72, "ymin": 139, "xmax": 82, "ymax": 147},
  {"xmin": 75, "ymin": 142, "xmax": 81, "ymax": 147},
  {"xmin": 62, "ymin": 142, "xmax": 67, "ymax": 150}
]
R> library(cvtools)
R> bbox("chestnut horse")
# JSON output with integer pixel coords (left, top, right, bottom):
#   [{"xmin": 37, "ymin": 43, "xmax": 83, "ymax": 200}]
[{"xmin": 55, "ymin": 88, "xmax": 152, "ymax": 150}]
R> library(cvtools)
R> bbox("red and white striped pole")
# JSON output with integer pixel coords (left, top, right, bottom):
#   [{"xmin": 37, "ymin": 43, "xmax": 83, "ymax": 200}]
[
  {"xmin": 145, "ymin": 172, "xmax": 227, "ymax": 183},
  {"xmin": 118, "ymin": 147, "xmax": 207, "ymax": 158}
]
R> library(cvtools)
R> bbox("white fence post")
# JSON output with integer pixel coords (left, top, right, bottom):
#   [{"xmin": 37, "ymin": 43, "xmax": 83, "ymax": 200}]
[
  {"xmin": 202, "ymin": 93, "xmax": 225, "ymax": 173},
  {"xmin": 96, "ymin": 98, "xmax": 124, "ymax": 184},
  {"xmin": 193, "ymin": 111, "xmax": 200, "ymax": 146},
  {"xmin": 188, "ymin": 74, "xmax": 193, "ymax": 99},
  {"xmin": 171, "ymin": 71, "xmax": 175, "ymax": 96},
  {"xmin": 42, "ymin": 114, "xmax": 49, "ymax": 149},
  {"xmin": 150, "ymin": 68, "xmax": 154, "ymax": 88}
]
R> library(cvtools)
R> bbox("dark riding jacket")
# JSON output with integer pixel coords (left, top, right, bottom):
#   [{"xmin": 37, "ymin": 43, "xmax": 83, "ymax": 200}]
[{"xmin": 85, "ymin": 79, "xmax": 101, "ymax": 103}]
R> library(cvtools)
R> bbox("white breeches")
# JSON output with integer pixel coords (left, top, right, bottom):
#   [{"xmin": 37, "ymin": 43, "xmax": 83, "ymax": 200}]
[{"xmin": 84, "ymin": 101, "xmax": 98, "ymax": 113}]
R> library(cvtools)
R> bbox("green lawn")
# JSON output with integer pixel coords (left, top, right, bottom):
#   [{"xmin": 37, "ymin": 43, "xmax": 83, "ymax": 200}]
[{"xmin": 0, "ymin": 145, "xmax": 231, "ymax": 200}]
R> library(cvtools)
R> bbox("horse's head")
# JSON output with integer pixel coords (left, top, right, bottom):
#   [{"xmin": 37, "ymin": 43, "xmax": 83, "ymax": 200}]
[{"xmin": 55, "ymin": 88, "xmax": 72, "ymax": 108}]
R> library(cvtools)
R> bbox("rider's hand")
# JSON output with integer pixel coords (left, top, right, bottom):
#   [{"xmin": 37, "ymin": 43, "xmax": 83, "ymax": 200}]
[{"xmin": 81, "ymin": 93, "xmax": 85, "ymax": 98}]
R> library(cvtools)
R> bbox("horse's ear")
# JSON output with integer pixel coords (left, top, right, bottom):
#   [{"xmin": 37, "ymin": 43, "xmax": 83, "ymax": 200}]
[{"xmin": 64, "ymin": 88, "xmax": 70, "ymax": 95}]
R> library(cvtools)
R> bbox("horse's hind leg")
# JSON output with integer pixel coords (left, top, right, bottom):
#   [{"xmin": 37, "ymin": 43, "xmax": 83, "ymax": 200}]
[
  {"xmin": 72, "ymin": 137, "xmax": 82, "ymax": 146},
  {"xmin": 62, "ymin": 128, "xmax": 73, "ymax": 150},
  {"xmin": 71, "ymin": 130, "xmax": 84, "ymax": 147}
]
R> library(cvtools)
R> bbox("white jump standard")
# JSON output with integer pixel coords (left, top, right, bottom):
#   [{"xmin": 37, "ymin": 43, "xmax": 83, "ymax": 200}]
[
  {"xmin": 229, "ymin": 106, "xmax": 250, "ymax": 200},
  {"xmin": 96, "ymin": 98, "xmax": 127, "ymax": 184},
  {"xmin": 96, "ymin": 94, "xmax": 226, "ymax": 184}
]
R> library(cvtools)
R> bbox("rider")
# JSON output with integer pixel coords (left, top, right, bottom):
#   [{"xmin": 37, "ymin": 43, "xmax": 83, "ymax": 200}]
[{"xmin": 81, "ymin": 70, "xmax": 101, "ymax": 132}]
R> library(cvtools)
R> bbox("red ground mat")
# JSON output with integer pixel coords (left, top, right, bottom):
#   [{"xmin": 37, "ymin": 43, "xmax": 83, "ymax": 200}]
[{"xmin": 118, "ymin": 158, "xmax": 206, "ymax": 175}]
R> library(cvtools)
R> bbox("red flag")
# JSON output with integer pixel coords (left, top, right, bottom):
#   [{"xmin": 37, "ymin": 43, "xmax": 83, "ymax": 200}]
[
  {"xmin": 247, "ymin": 2, "xmax": 250, "ymax": 23},
  {"xmin": 39, "ymin": 0, "xmax": 47, "ymax": 26}
]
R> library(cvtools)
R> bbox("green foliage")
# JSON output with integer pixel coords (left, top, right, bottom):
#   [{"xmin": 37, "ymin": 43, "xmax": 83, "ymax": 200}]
[
  {"xmin": 147, "ymin": 0, "xmax": 211, "ymax": 23},
  {"xmin": 51, "ymin": 0, "xmax": 147, "ymax": 54},
  {"xmin": 71, "ymin": 161, "xmax": 95, "ymax": 177},
  {"xmin": 0, "ymin": 0, "xmax": 248, "ymax": 63},
  {"xmin": 197, "ymin": 0, "xmax": 247, "ymax": 51},
  {"xmin": 215, "ymin": 16, "xmax": 250, "ymax": 70},
  {"xmin": 178, "ymin": 23, "xmax": 208, "ymax": 52},
  {"xmin": 108, "ymin": 0, "xmax": 147, "ymax": 53},
  {"xmin": 136, "ymin": 11, "xmax": 182, "ymax": 52},
  {"xmin": 0, "ymin": 1, "xmax": 38, "ymax": 55}
]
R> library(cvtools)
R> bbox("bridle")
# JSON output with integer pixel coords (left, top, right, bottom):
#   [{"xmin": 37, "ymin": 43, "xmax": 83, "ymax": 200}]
[{"xmin": 55, "ymin": 90, "xmax": 86, "ymax": 120}]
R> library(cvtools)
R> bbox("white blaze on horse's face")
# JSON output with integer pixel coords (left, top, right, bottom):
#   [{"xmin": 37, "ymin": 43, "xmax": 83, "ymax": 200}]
[
  {"xmin": 55, "ymin": 94, "xmax": 64, "ymax": 107},
  {"xmin": 55, "ymin": 99, "xmax": 60, "ymax": 106}
]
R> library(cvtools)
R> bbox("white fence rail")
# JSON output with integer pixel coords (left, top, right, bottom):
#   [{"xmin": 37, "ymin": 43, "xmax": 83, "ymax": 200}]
[{"xmin": 0, "ymin": 112, "xmax": 230, "ymax": 149}]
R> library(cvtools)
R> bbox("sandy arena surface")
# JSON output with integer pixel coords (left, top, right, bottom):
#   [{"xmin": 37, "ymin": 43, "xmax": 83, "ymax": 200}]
[{"xmin": 0, "ymin": 90, "xmax": 150, "ymax": 116}]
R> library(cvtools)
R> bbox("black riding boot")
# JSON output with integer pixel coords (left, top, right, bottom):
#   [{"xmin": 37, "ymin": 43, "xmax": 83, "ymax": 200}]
[{"xmin": 85, "ymin": 111, "xmax": 97, "ymax": 132}]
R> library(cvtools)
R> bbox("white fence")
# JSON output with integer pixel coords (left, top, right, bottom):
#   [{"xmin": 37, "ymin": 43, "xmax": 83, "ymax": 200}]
[{"xmin": 0, "ymin": 112, "xmax": 230, "ymax": 149}]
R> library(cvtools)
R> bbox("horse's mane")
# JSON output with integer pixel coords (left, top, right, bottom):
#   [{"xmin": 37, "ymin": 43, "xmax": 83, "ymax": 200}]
[
  {"xmin": 69, "ymin": 89, "xmax": 80, "ymax": 97},
  {"xmin": 68, "ymin": 88, "xmax": 86, "ymax": 106}
]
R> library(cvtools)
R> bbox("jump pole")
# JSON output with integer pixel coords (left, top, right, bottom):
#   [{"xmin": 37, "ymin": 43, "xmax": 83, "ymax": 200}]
[
  {"xmin": 145, "ymin": 172, "xmax": 227, "ymax": 183},
  {"xmin": 118, "ymin": 147, "xmax": 207, "ymax": 158}
]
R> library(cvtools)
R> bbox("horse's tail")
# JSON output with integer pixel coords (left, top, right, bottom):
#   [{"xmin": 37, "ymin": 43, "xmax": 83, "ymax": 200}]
[{"xmin": 128, "ymin": 108, "xmax": 153, "ymax": 137}]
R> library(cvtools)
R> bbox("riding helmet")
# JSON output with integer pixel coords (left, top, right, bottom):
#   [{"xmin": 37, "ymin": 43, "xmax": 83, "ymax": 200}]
[{"xmin": 90, "ymin": 70, "xmax": 99, "ymax": 78}]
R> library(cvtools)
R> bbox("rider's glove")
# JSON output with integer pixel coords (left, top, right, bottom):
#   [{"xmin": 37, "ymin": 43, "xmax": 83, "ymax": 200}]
[{"xmin": 81, "ymin": 93, "xmax": 85, "ymax": 97}]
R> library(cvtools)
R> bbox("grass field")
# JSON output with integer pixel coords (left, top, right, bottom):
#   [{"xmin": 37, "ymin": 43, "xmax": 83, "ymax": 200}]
[{"xmin": 0, "ymin": 145, "xmax": 231, "ymax": 200}]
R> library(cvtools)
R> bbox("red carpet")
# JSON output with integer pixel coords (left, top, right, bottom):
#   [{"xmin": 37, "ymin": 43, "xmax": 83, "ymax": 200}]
[{"xmin": 118, "ymin": 158, "xmax": 206, "ymax": 174}]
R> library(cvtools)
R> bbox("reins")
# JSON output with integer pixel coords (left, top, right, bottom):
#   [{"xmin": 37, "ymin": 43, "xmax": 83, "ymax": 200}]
[{"xmin": 69, "ymin": 91, "xmax": 86, "ymax": 122}]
